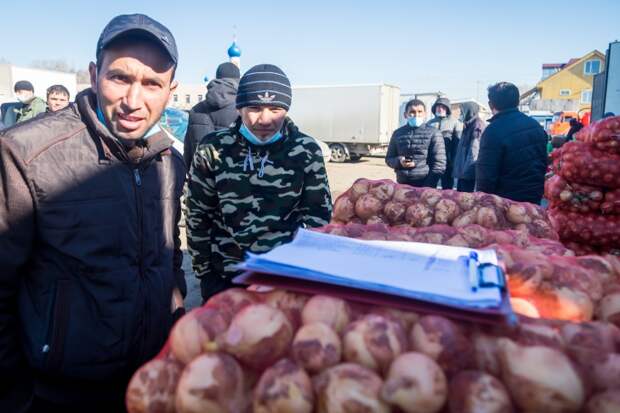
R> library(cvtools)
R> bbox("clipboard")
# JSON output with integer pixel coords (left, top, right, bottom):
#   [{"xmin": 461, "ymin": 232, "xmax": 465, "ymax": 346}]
[{"xmin": 234, "ymin": 229, "xmax": 517, "ymax": 326}]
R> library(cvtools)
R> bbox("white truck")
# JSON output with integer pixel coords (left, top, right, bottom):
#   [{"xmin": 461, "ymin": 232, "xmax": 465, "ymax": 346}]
[
  {"xmin": 592, "ymin": 41, "xmax": 620, "ymax": 120},
  {"xmin": 288, "ymin": 84, "xmax": 401, "ymax": 162}
]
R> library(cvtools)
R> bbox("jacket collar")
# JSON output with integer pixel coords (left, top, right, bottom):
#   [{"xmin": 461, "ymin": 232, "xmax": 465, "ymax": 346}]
[
  {"xmin": 76, "ymin": 88, "xmax": 173, "ymax": 164},
  {"xmin": 489, "ymin": 108, "xmax": 519, "ymax": 123}
]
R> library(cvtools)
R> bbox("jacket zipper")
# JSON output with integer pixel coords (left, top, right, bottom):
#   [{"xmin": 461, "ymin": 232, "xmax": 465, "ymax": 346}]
[
  {"xmin": 133, "ymin": 167, "xmax": 149, "ymax": 357},
  {"xmin": 133, "ymin": 167, "xmax": 144, "ymax": 279},
  {"xmin": 43, "ymin": 280, "xmax": 70, "ymax": 370}
]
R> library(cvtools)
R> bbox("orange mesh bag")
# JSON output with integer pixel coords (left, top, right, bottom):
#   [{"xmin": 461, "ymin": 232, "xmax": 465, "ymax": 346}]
[
  {"xmin": 552, "ymin": 141, "xmax": 620, "ymax": 188},
  {"xmin": 545, "ymin": 175, "xmax": 604, "ymax": 213},
  {"xmin": 575, "ymin": 115, "xmax": 620, "ymax": 153},
  {"xmin": 549, "ymin": 208, "xmax": 620, "ymax": 248},
  {"xmin": 494, "ymin": 245, "xmax": 604, "ymax": 322}
]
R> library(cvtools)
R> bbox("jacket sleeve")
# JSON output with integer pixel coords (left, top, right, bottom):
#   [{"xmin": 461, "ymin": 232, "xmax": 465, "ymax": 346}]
[
  {"xmin": 429, "ymin": 129, "xmax": 447, "ymax": 175},
  {"xmin": 476, "ymin": 127, "xmax": 501, "ymax": 193},
  {"xmin": 183, "ymin": 112, "xmax": 215, "ymax": 169},
  {"xmin": 385, "ymin": 131, "xmax": 402, "ymax": 169},
  {"xmin": 300, "ymin": 145, "xmax": 333, "ymax": 227},
  {"xmin": 185, "ymin": 144, "xmax": 217, "ymax": 291},
  {"xmin": 0, "ymin": 138, "xmax": 35, "ymax": 400}
]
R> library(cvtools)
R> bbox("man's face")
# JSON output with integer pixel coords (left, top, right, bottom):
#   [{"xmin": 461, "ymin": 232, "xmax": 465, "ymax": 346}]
[
  {"xmin": 435, "ymin": 105, "xmax": 447, "ymax": 117},
  {"xmin": 406, "ymin": 105, "xmax": 426, "ymax": 119},
  {"xmin": 47, "ymin": 92, "xmax": 69, "ymax": 112},
  {"xmin": 89, "ymin": 39, "xmax": 177, "ymax": 141},
  {"xmin": 239, "ymin": 106, "xmax": 287, "ymax": 140},
  {"xmin": 15, "ymin": 90, "xmax": 34, "ymax": 103}
]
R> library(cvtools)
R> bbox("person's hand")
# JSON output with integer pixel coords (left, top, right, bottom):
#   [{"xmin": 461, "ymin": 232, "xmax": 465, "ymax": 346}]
[{"xmin": 400, "ymin": 157, "xmax": 416, "ymax": 168}]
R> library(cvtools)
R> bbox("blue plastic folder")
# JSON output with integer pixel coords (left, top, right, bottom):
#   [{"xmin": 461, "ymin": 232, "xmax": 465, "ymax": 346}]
[{"xmin": 234, "ymin": 229, "xmax": 517, "ymax": 326}]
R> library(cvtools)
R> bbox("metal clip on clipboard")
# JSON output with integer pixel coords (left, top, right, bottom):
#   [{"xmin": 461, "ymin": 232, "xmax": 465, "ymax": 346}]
[{"xmin": 467, "ymin": 251, "xmax": 506, "ymax": 292}]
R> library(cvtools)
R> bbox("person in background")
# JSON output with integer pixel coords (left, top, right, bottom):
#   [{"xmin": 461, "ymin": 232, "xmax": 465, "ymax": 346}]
[
  {"xmin": 183, "ymin": 62, "xmax": 240, "ymax": 168},
  {"xmin": 0, "ymin": 14, "xmax": 185, "ymax": 412},
  {"xmin": 13, "ymin": 80, "xmax": 47, "ymax": 123},
  {"xmin": 452, "ymin": 102, "xmax": 486, "ymax": 192},
  {"xmin": 566, "ymin": 118, "xmax": 583, "ymax": 141},
  {"xmin": 385, "ymin": 98, "xmax": 446, "ymax": 188},
  {"xmin": 603, "ymin": 112, "xmax": 616, "ymax": 118},
  {"xmin": 46, "ymin": 84, "xmax": 70, "ymax": 112},
  {"xmin": 186, "ymin": 64, "xmax": 332, "ymax": 301},
  {"xmin": 476, "ymin": 82, "xmax": 547, "ymax": 204},
  {"xmin": 427, "ymin": 96, "xmax": 462, "ymax": 189}
]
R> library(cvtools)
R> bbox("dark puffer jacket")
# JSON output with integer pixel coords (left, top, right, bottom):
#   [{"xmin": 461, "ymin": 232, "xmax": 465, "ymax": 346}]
[
  {"xmin": 0, "ymin": 89, "xmax": 186, "ymax": 408},
  {"xmin": 385, "ymin": 124, "xmax": 446, "ymax": 183},
  {"xmin": 183, "ymin": 78, "xmax": 239, "ymax": 167},
  {"xmin": 476, "ymin": 108, "xmax": 547, "ymax": 204}
]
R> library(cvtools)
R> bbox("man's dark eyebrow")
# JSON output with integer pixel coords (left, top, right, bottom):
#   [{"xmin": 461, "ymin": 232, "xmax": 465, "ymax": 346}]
[{"xmin": 106, "ymin": 68, "xmax": 133, "ymax": 79}]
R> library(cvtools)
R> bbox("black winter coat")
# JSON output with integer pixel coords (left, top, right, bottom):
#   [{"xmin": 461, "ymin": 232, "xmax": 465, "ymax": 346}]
[
  {"xmin": 0, "ymin": 89, "xmax": 186, "ymax": 408},
  {"xmin": 385, "ymin": 124, "xmax": 446, "ymax": 183},
  {"xmin": 476, "ymin": 108, "xmax": 547, "ymax": 204},
  {"xmin": 183, "ymin": 78, "xmax": 239, "ymax": 168}
]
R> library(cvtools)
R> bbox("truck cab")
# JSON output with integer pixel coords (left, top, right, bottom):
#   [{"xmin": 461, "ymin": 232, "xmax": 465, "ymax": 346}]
[{"xmin": 549, "ymin": 109, "xmax": 591, "ymax": 137}]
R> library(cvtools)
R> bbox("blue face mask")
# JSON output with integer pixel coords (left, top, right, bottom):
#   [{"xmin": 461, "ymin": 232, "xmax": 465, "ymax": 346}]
[
  {"xmin": 407, "ymin": 117, "xmax": 424, "ymax": 127},
  {"xmin": 239, "ymin": 123, "xmax": 283, "ymax": 146}
]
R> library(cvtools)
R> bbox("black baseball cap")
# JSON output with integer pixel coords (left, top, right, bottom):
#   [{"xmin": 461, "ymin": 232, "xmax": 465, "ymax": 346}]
[{"xmin": 96, "ymin": 14, "xmax": 178, "ymax": 65}]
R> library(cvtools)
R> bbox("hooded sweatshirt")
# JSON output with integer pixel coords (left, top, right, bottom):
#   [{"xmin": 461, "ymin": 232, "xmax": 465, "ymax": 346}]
[
  {"xmin": 183, "ymin": 78, "xmax": 239, "ymax": 167},
  {"xmin": 427, "ymin": 97, "xmax": 462, "ymax": 165},
  {"xmin": 453, "ymin": 102, "xmax": 486, "ymax": 180},
  {"xmin": 185, "ymin": 118, "xmax": 332, "ymax": 299}
]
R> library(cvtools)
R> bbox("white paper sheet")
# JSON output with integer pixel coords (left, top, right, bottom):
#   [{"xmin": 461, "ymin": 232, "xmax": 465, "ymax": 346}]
[{"xmin": 240, "ymin": 229, "xmax": 502, "ymax": 307}]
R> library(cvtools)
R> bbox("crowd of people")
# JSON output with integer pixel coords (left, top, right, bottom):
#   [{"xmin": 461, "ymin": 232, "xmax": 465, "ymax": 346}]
[
  {"xmin": 386, "ymin": 82, "xmax": 548, "ymax": 204},
  {"xmin": 0, "ymin": 12, "xmax": 552, "ymax": 413}
]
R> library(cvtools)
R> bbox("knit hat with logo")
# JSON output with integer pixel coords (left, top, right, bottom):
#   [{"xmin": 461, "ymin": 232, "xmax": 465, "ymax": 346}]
[{"xmin": 236, "ymin": 64, "xmax": 291, "ymax": 110}]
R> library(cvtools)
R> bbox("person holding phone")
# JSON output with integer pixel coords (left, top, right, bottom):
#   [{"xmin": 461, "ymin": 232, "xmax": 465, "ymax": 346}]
[{"xmin": 385, "ymin": 98, "xmax": 446, "ymax": 188}]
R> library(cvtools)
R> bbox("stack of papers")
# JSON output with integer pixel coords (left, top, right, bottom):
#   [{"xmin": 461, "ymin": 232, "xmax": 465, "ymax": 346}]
[{"xmin": 237, "ymin": 229, "xmax": 505, "ymax": 310}]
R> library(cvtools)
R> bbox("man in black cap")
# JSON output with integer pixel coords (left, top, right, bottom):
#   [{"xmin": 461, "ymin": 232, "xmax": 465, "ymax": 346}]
[
  {"xmin": 0, "ymin": 14, "xmax": 185, "ymax": 412},
  {"xmin": 183, "ymin": 61, "xmax": 240, "ymax": 168},
  {"xmin": 186, "ymin": 64, "xmax": 333, "ymax": 300},
  {"xmin": 13, "ymin": 80, "xmax": 47, "ymax": 123}
]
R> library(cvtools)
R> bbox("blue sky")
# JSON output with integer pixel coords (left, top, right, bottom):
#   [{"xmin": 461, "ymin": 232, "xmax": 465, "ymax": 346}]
[{"xmin": 1, "ymin": 0, "xmax": 618, "ymax": 99}]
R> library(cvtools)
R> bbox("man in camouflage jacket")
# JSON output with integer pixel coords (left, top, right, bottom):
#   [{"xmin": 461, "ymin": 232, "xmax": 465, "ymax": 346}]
[{"xmin": 186, "ymin": 64, "xmax": 332, "ymax": 300}]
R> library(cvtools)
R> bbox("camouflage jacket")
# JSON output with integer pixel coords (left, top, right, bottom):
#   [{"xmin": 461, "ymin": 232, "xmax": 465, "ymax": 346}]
[{"xmin": 186, "ymin": 118, "xmax": 332, "ymax": 299}]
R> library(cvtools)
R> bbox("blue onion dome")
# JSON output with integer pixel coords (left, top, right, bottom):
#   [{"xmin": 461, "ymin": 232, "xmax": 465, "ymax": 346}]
[
  {"xmin": 203, "ymin": 75, "xmax": 209, "ymax": 83},
  {"xmin": 227, "ymin": 41, "xmax": 241, "ymax": 58}
]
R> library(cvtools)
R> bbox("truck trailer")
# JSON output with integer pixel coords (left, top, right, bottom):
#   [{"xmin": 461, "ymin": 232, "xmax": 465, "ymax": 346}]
[{"xmin": 288, "ymin": 84, "xmax": 401, "ymax": 162}]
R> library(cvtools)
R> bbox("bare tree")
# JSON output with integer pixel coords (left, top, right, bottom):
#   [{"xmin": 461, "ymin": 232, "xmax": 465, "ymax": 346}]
[{"xmin": 31, "ymin": 59, "xmax": 75, "ymax": 73}]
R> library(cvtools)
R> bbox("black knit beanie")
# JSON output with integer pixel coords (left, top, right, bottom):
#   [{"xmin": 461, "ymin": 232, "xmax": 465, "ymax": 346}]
[
  {"xmin": 216, "ymin": 62, "xmax": 240, "ymax": 79},
  {"xmin": 236, "ymin": 64, "xmax": 292, "ymax": 110},
  {"xmin": 14, "ymin": 80, "xmax": 34, "ymax": 92}
]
